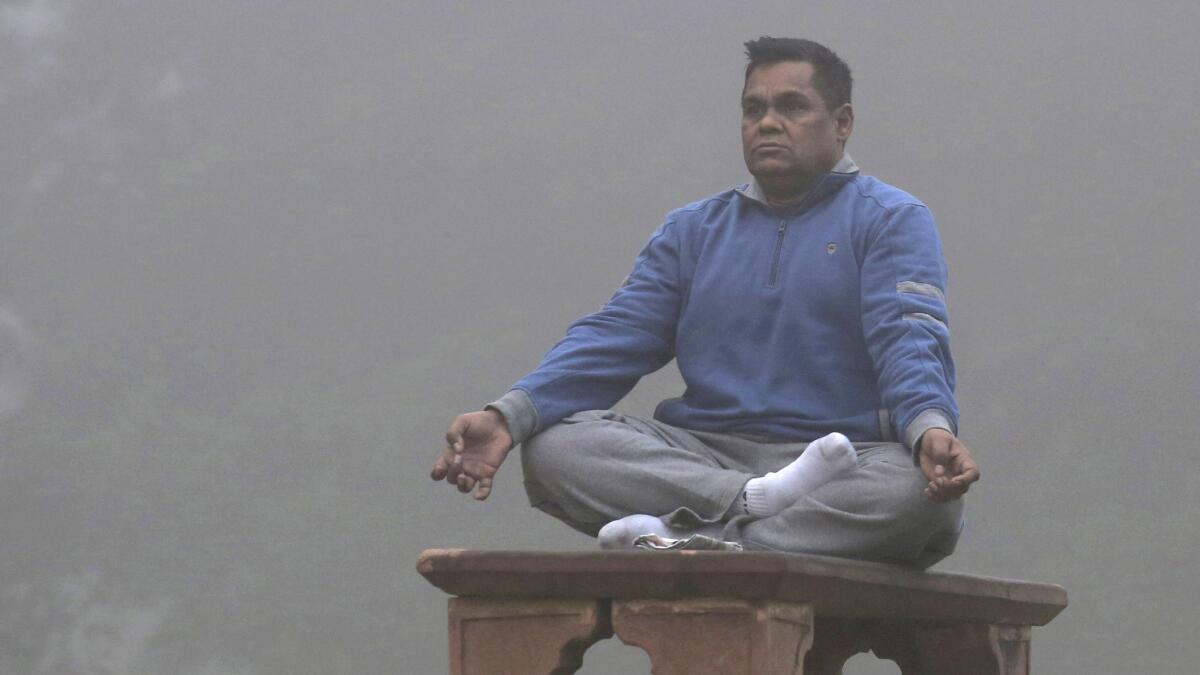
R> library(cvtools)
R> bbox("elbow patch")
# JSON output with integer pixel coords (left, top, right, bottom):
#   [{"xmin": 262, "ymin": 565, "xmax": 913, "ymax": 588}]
[
  {"xmin": 903, "ymin": 312, "xmax": 948, "ymax": 330},
  {"xmin": 897, "ymin": 281, "xmax": 948, "ymax": 329},
  {"xmin": 896, "ymin": 280, "xmax": 945, "ymax": 303}
]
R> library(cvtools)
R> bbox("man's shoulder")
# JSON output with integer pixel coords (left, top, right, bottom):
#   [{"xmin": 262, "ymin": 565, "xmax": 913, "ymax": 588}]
[
  {"xmin": 847, "ymin": 174, "xmax": 929, "ymax": 214},
  {"xmin": 658, "ymin": 177, "xmax": 933, "ymax": 227},
  {"xmin": 664, "ymin": 187, "xmax": 743, "ymax": 223}
]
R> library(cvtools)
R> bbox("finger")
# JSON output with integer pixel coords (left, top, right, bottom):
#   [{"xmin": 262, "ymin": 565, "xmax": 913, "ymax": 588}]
[
  {"xmin": 943, "ymin": 465, "xmax": 979, "ymax": 494},
  {"xmin": 445, "ymin": 416, "xmax": 469, "ymax": 453},
  {"xmin": 939, "ymin": 483, "xmax": 967, "ymax": 501},
  {"xmin": 924, "ymin": 482, "xmax": 948, "ymax": 502},
  {"xmin": 950, "ymin": 466, "xmax": 979, "ymax": 485},
  {"xmin": 923, "ymin": 477, "xmax": 940, "ymax": 499},
  {"xmin": 935, "ymin": 467, "xmax": 949, "ymax": 490},
  {"xmin": 431, "ymin": 455, "xmax": 449, "ymax": 480},
  {"xmin": 473, "ymin": 477, "xmax": 493, "ymax": 501},
  {"xmin": 457, "ymin": 473, "xmax": 476, "ymax": 493},
  {"xmin": 931, "ymin": 466, "xmax": 954, "ymax": 500},
  {"xmin": 442, "ymin": 459, "xmax": 463, "ymax": 485},
  {"xmin": 948, "ymin": 453, "xmax": 972, "ymax": 477},
  {"xmin": 947, "ymin": 472, "xmax": 978, "ymax": 497},
  {"xmin": 948, "ymin": 440, "xmax": 978, "ymax": 472},
  {"xmin": 936, "ymin": 471, "xmax": 978, "ymax": 500},
  {"xmin": 960, "ymin": 465, "xmax": 981, "ymax": 484},
  {"xmin": 926, "ymin": 466, "xmax": 946, "ymax": 498}
]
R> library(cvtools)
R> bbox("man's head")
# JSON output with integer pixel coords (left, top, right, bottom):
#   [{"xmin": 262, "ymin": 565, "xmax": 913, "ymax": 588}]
[{"xmin": 740, "ymin": 37, "xmax": 855, "ymax": 204}]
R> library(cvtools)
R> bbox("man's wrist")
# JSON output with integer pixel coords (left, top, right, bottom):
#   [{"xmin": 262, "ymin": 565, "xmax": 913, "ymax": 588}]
[
  {"xmin": 485, "ymin": 389, "xmax": 537, "ymax": 445},
  {"xmin": 905, "ymin": 408, "xmax": 956, "ymax": 463},
  {"xmin": 482, "ymin": 406, "xmax": 513, "ymax": 438},
  {"xmin": 917, "ymin": 427, "xmax": 952, "ymax": 450}
]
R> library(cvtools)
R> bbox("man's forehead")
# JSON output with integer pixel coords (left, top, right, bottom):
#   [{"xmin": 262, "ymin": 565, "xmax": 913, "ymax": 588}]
[{"xmin": 743, "ymin": 61, "xmax": 817, "ymax": 98}]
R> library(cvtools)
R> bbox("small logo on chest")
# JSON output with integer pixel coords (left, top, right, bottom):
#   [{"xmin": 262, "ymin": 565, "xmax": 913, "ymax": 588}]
[{"xmin": 826, "ymin": 242, "xmax": 838, "ymax": 255}]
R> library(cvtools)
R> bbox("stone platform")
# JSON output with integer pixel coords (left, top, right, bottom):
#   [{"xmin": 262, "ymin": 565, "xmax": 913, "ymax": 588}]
[{"xmin": 417, "ymin": 548, "xmax": 1067, "ymax": 674}]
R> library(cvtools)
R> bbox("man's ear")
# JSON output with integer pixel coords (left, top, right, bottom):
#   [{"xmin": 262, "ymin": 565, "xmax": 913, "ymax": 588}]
[{"xmin": 834, "ymin": 103, "xmax": 854, "ymax": 144}]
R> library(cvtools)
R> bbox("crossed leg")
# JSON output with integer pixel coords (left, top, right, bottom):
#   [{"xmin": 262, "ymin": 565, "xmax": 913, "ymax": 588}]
[
  {"xmin": 520, "ymin": 410, "xmax": 964, "ymax": 568},
  {"xmin": 520, "ymin": 410, "xmax": 750, "ymax": 536}
]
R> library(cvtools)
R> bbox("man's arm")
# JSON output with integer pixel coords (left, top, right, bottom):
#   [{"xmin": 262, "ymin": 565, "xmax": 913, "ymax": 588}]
[
  {"xmin": 433, "ymin": 218, "xmax": 685, "ymax": 497},
  {"xmin": 485, "ymin": 217, "xmax": 685, "ymax": 445},
  {"xmin": 859, "ymin": 203, "xmax": 978, "ymax": 500}
]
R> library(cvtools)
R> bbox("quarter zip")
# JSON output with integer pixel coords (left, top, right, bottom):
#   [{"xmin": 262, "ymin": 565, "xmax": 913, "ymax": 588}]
[
  {"xmin": 768, "ymin": 218, "xmax": 788, "ymax": 287},
  {"xmin": 760, "ymin": 176, "xmax": 831, "ymax": 288}
]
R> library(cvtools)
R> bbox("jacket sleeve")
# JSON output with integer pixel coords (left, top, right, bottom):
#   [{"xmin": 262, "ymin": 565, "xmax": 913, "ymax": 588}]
[
  {"xmin": 859, "ymin": 204, "xmax": 959, "ymax": 451},
  {"xmin": 488, "ymin": 218, "xmax": 683, "ymax": 443}
]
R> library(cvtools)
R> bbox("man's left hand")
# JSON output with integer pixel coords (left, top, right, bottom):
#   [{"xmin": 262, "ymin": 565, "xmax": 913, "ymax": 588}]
[{"xmin": 917, "ymin": 429, "xmax": 980, "ymax": 502}]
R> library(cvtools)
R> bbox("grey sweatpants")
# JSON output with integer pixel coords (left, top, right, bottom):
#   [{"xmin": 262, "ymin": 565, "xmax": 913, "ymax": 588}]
[{"xmin": 521, "ymin": 410, "xmax": 965, "ymax": 569}]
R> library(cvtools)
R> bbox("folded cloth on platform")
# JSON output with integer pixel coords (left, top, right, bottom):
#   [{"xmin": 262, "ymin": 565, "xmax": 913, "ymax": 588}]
[{"xmin": 632, "ymin": 533, "xmax": 743, "ymax": 552}]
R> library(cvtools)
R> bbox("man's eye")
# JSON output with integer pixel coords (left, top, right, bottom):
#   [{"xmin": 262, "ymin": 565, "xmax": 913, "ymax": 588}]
[{"xmin": 742, "ymin": 104, "xmax": 764, "ymax": 116}]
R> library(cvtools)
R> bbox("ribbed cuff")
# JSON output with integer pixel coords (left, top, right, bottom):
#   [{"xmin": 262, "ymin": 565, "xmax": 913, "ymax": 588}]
[
  {"xmin": 904, "ymin": 408, "xmax": 956, "ymax": 461},
  {"xmin": 741, "ymin": 477, "xmax": 771, "ymax": 519},
  {"xmin": 485, "ymin": 389, "xmax": 538, "ymax": 446}
]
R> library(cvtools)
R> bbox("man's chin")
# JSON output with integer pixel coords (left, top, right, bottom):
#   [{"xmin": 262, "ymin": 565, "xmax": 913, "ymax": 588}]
[
  {"xmin": 747, "ymin": 157, "xmax": 796, "ymax": 175},
  {"xmin": 747, "ymin": 163, "xmax": 795, "ymax": 182}
]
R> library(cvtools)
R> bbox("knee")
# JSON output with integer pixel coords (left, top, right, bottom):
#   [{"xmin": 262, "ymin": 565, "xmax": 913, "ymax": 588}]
[
  {"xmin": 519, "ymin": 425, "xmax": 575, "ymax": 517},
  {"xmin": 870, "ymin": 471, "xmax": 967, "ymax": 567},
  {"xmin": 909, "ymin": 492, "xmax": 965, "ymax": 537},
  {"xmin": 892, "ymin": 468, "xmax": 963, "ymax": 523},
  {"xmin": 892, "ymin": 479, "xmax": 967, "ymax": 562},
  {"xmin": 869, "ymin": 461, "xmax": 964, "ymax": 531},
  {"xmin": 519, "ymin": 411, "xmax": 608, "ymax": 482},
  {"xmin": 519, "ymin": 427, "xmax": 562, "ymax": 484}
]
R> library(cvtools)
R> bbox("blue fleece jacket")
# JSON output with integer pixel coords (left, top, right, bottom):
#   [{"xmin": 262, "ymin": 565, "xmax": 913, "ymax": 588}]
[{"xmin": 491, "ymin": 156, "xmax": 957, "ymax": 450}]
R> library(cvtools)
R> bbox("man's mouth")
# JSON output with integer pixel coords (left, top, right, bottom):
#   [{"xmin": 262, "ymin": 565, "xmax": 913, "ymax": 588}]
[{"xmin": 754, "ymin": 143, "xmax": 787, "ymax": 152}]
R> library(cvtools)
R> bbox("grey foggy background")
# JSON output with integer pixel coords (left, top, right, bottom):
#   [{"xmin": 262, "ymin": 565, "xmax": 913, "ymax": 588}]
[{"xmin": 1, "ymin": 1, "xmax": 1197, "ymax": 673}]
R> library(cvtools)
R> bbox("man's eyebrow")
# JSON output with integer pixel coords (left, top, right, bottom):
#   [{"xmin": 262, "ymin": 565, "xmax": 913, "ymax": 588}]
[
  {"xmin": 774, "ymin": 90, "xmax": 809, "ymax": 102},
  {"xmin": 741, "ymin": 90, "xmax": 809, "ymax": 105}
]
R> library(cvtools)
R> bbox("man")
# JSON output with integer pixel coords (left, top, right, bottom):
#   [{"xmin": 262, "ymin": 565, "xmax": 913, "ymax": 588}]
[{"xmin": 431, "ymin": 37, "xmax": 979, "ymax": 568}]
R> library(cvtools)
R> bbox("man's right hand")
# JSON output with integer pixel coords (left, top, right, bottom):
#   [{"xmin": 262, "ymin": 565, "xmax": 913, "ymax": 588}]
[{"xmin": 431, "ymin": 409, "xmax": 514, "ymax": 501}]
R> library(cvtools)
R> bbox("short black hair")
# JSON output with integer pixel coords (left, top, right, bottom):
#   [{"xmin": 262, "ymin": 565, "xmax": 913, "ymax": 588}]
[{"xmin": 743, "ymin": 37, "xmax": 852, "ymax": 110}]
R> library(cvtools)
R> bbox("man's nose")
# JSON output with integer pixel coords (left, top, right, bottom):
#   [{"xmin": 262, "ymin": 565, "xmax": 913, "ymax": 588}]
[{"xmin": 758, "ymin": 107, "xmax": 783, "ymax": 132}]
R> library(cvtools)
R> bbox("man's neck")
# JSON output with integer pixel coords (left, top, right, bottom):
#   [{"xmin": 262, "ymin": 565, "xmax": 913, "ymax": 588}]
[
  {"xmin": 742, "ymin": 153, "xmax": 859, "ymax": 207},
  {"xmin": 761, "ymin": 180, "xmax": 815, "ymax": 206}
]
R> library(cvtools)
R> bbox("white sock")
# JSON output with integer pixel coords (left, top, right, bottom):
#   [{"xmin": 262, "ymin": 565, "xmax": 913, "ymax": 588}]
[
  {"xmin": 736, "ymin": 432, "xmax": 857, "ymax": 518},
  {"xmin": 597, "ymin": 514, "xmax": 725, "ymax": 550}
]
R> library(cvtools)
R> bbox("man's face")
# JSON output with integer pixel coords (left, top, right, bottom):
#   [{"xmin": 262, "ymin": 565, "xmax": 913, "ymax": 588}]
[{"xmin": 741, "ymin": 61, "xmax": 852, "ymax": 194}]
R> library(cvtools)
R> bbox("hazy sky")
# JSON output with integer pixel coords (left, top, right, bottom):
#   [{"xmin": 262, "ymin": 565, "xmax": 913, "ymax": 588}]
[{"xmin": 2, "ymin": 1, "xmax": 1198, "ymax": 673}]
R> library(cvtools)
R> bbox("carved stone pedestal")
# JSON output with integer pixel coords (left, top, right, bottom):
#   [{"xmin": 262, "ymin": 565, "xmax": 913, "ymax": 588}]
[
  {"xmin": 420, "ymin": 549, "xmax": 1066, "ymax": 675},
  {"xmin": 447, "ymin": 597, "xmax": 611, "ymax": 675},
  {"xmin": 806, "ymin": 617, "xmax": 1032, "ymax": 674},
  {"xmin": 613, "ymin": 598, "xmax": 812, "ymax": 675}
]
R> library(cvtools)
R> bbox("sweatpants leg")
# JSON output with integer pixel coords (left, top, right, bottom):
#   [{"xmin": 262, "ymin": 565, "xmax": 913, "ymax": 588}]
[
  {"xmin": 520, "ymin": 410, "xmax": 752, "ymax": 536},
  {"xmin": 724, "ymin": 442, "xmax": 966, "ymax": 569},
  {"xmin": 523, "ymin": 414, "xmax": 965, "ymax": 568}
]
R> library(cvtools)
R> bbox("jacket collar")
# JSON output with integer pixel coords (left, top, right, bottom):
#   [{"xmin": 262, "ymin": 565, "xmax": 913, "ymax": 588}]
[{"xmin": 736, "ymin": 153, "xmax": 859, "ymax": 211}]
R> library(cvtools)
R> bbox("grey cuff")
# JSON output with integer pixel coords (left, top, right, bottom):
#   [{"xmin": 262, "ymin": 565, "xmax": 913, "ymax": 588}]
[
  {"xmin": 485, "ymin": 389, "xmax": 538, "ymax": 446},
  {"xmin": 904, "ymin": 408, "xmax": 956, "ymax": 458}
]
